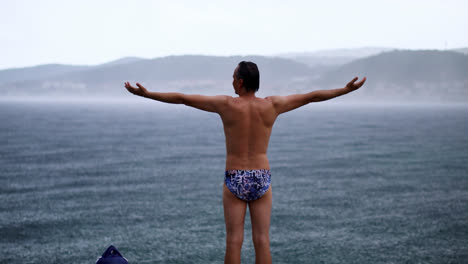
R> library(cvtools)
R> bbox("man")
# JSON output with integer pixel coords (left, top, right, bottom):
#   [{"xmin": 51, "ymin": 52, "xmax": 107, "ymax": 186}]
[{"xmin": 125, "ymin": 61, "xmax": 366, "ymax": 264}]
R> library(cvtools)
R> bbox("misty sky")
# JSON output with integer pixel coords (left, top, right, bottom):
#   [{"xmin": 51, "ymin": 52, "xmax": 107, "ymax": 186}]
[{"xmin": 1, "ymin": 0, "xmax": 467, "ymax": 70}]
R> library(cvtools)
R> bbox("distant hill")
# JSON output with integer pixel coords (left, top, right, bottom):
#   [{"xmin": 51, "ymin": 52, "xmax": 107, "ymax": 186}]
[
  {"xmin": 65, "ymin": 55, "xmax": 311, "ymax": 82},
  {"xmin": 0, "ymin": 55, "xmax": 313, "ymax": 98},
  {"xmin": 0, "ymin": 64, "xmax": 90, "ymax": 84},
  {"xmin": 318, "ymin": 50, "xmax": 468, "ymax": 84},
  {"xmin": 0, "ymin": 57, "xmax": 146, "ymax": 86},
  {"xmin": 316, "ymin": 50, "xmax": 468, "ymax": 102},
  {"xmin": 1, "ymin": 50, "xmax": 467, "ymax": 103},
  {"xmin": 452, "ymin": 47, "xmax": 468, "ymax": 55},
  {"xmin": 0, "ymin": 57, "xmax": 147, "ymax": 86},
  {"xmin": 96, "ymin": 56, "xmax": 147, "ymax": 68},
  {"xmin": 275, "ymin": 47, "xmax": 393, "ymax": 68}
]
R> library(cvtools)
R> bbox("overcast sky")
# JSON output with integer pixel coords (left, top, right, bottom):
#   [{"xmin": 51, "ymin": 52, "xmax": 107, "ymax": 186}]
[{"xmin": 1, "ymin": 0, "xmax": 467, "ymax": 69}]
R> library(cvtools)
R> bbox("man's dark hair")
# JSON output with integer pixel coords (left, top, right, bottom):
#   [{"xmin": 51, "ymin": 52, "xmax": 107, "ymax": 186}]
[{"xmin": 236, "ymin": 61, "xmax": 260, "ymax": 92}]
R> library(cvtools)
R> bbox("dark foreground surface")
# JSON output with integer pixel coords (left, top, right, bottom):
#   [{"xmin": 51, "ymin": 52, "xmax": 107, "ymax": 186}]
[{"xmin": 1, "ymin": 101, "xmax": 467, "ymax": 263}]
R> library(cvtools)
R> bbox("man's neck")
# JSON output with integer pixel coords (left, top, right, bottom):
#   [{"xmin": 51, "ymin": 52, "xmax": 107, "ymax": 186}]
[{"xmin": 238, "ymin": 90, "xmax": 256, "ymax": 98}]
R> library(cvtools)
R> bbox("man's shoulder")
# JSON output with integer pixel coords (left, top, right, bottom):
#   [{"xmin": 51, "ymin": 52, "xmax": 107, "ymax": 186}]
[
  {"xmin": 211, "ymin": 95, "xmax": 232, "ymax": 104},
  {"xmin": 214, "ymin": 95, "xmax": 232, "ymax": 99},
  {"xmin": 264, "ymin": 95, "xmax": 285, "ymax": 105}
]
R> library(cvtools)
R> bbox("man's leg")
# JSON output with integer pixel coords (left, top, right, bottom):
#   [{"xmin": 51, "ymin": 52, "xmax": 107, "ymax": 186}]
[
  {"xmin": 249, "ymin": 186, "xmax": 272, "ymax": 264},
  {"xmin": 223, "ymin": 184, "xmax": 247, "ymax": 264}
]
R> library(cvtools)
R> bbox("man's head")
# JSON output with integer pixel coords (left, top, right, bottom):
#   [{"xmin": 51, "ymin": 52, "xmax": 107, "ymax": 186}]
[{"xmin": 233, "ymin": 61, "xmax": 259, "ymax": 93}]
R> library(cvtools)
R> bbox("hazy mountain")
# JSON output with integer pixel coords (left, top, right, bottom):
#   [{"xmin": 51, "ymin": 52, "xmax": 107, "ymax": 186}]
[
  {"xmin": 275, "ymin": 47, "xmax": 393, "ymax": 68},
  {"xmin": 316, "ymin": 50, "xmax": 468, "ymax": 102},
  {"xmin": 319, "ymin": 50, "xmax": 468, "ymax": 84},
  {"xmin": 0, "ymin": 64, "xmax": 90, "ymax": 84},
  {"xmin": 0, "ymin": 55, "xmax": 313, "ymax": 98},
  {"xmin": 96, "ymin": 57, "xmax": 147, "ymax": 68},
  {"xmin": 452, "ymin": 47, "xmax": 468, "ymax": 55},
  {"xmin": 1, "ymin": 50, "xmax": 467, "ymax": 103},
  {"xmin": 277, "ymin": 47, "xmax": 393, "ymax": 58},
  {"xmin": 0, "ymin": 57, "xmax": 147, "ymax": 86}
]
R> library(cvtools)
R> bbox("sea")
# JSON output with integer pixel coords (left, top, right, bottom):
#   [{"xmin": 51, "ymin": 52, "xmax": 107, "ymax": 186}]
[{"xmin": 1, "ymin": 100, "xmax": 467, "ymax": 264}]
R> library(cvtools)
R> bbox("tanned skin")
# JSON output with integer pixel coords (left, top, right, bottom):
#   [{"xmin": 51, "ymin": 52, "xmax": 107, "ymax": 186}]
[{"xmin": 125, "ymin": 66, "xmax": 366, "ymax": 264}]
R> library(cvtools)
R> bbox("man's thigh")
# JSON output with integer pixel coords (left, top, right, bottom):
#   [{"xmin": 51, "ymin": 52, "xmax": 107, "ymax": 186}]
[
  {"xmin": 223, "ymin": 184, "xmax": 248, "ymax": 234},
  {"xmin": 249, "ymin": 186, "xmax": 272, "ymax": 236}
]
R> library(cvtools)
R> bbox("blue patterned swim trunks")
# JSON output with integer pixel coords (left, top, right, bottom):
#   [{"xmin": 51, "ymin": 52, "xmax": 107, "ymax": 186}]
[{"xmin": 224, "ymin": 169, "xmax": 271, "ymax": 201}]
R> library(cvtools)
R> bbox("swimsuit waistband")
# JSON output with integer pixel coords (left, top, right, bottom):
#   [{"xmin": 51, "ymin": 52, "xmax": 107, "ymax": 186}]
[
  {"xmin": 225, "ymin": 169, "xmax": 270, "ymax": 173},
  {"xmin": 225, "ymin": 169, "xmax": 271, "ymax": 178}
]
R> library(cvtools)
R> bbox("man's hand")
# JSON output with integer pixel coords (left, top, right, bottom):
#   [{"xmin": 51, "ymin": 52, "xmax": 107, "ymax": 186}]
[
  {"xmin": 345, "ymin": 77, "xmax": 367, "ymax": 92},
  {"xmin": 125, "ymin": 82, "xmax": 148, "ymax": 97}
]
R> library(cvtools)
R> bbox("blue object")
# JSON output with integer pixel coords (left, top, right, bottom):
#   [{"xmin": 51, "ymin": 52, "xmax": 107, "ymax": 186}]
[{"xmin": 96, "ymin": 245, "xmax": 128, "ymax": 264}]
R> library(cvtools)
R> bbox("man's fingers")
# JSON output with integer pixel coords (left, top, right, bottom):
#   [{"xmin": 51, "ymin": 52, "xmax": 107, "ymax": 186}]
[
  {"xmin": 124, "ymin": 82, "xmax": 138, "ymax": 94},
  {"xmin": 356, "ymin": 77, "xmax": 367, "ymax": 86},
  {"xmin": 346, "ymin": 77, "xmax": 358, "ymax": 88},
  {"xmin": 136, "ymin": 83, "xmax": 145, "ymax": 90}
]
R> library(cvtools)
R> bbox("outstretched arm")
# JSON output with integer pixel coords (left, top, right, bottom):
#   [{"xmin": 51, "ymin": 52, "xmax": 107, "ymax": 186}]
[
  {"xmin": 268, "ymin": 77, "xmax": 366, "ymax": 114},
  {"xmin": 124, "ymin": 82, "xmax": 228, "ymax": 113}
]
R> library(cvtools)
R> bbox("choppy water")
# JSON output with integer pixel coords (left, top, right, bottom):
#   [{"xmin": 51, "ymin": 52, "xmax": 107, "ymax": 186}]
[{"xmin": 1, "ymin": 101, "xmax": 468, "ymax": 263}]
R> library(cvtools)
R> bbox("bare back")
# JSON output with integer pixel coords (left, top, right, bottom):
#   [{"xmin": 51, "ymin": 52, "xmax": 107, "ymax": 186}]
[{"xmin": 218, "ymin": 96, "xmax": 277, "ymax": 170}]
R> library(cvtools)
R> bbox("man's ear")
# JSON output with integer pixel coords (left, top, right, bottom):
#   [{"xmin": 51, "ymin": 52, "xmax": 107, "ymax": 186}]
[{"xmin": 239, "ymin": 79, "xmax": 244, "ymax": 88}]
